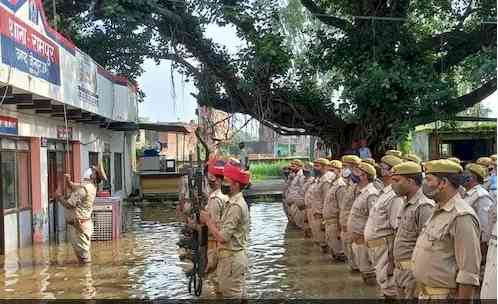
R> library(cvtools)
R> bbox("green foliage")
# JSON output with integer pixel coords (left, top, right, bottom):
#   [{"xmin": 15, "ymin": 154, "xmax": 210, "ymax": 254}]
[{"xmin": 250, "ymin": 160, "xmax": 288, "ymax": 179}]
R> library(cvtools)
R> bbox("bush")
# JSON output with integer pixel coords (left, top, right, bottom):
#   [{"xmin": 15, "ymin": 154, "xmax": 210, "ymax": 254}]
[{"xmin": 250, "ymin": 160, "xmax": 289, "ymax": 180}]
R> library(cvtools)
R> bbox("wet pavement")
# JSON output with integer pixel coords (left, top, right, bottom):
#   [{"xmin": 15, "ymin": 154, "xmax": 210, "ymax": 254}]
[{"xmin": 0, "ymin": 202, "xmax": 379, "ymax": 299}]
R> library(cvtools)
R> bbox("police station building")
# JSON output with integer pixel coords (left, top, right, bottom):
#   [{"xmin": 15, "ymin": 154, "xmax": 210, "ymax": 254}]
[{"xmin": 0, "ymin": 0, "xmax": 138, "ymax": 253}]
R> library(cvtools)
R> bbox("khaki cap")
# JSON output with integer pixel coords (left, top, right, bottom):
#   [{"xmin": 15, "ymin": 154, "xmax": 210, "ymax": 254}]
[
  {"xmin": 358, "ymin": 162, "xmax": 376, "ymax": 178},
  {"xmin": 385, "ymin": 150, "xmax": 402, "ymax": 158},
  {"xmin": 403, "ymin": 153, "xmax": 422, "ymax": 164},
  {"xmin": 341, "ymin": 155, "xmax": 361, "ymax": 165},
  {"xmin": 290, "ymin": 159, "xmax": 304, "ymax": 167},
  {"xmin": 392, "ymin": 161, "xmax": 422, "ymax": 175},
  {"xmin": 329, "ymin": 160, "xmax": 342, "ymax": 169},
  {"xmin": 314, "ymin": 158, "xmax": 330, "ymax": 166},
  {"xmin": 465, "ymin": 163, "xmax": 488, "ymax": 180},
  {"xmin": 447, "ymin": 157, "xmax": 461, "ymax": 164},
  {"xmin": 381, "ymin": 155, "xmax": 404, "ymax": 168},
  {"xmin": 425, "ymin": 159, "xmax": 463, "ymax": 174},
  {"xmin": 490, "ymin": 154, "xmax": 497, "ymax": 162},
  {"xmin": 363, "ymin": 158, "xmax": 376, "ymax": 167},
  {"xmin": 477, "ymin": 157, "xmax": 492, "ymax": 167}
]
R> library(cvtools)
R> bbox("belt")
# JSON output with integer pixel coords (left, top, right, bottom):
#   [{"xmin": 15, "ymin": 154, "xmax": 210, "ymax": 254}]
[
  {"xmin": 67, "ymin": 218, "xmax": 91, "ymax": 225},
  {"xmin": 419, "ymin": 284, "xmax": 455, "ymax": 297},
  {"xmin": 323, "ymin": 218, "xmax": 339, "ymax": 225},
  {"xmin": 395, "ymin": 259, "xmax": 412, "ymax": 270},
  {"xmin": 366, "ymin": 235, "xmax": 394, "ymax": 249},
  {"xmin": 218, "ymin": 248, "xmax": 244, "ymax": 258}
]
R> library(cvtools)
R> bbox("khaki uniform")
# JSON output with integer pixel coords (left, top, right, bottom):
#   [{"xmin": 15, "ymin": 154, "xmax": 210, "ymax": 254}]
[
  {"xmin": 412, "ymin": 193, "xmax": 481, "ymax": 300},
  {"xmin": 393, "ymin": 188, "xmax": 434, "ymax": 299},
  {"xmin": 339, "ymin": 180, "xmax": 359, "ymax": 270},
  {"xmin": 463, "ymin": 184, "xmax": 493, "ymax": 242},
  {"xmin": 286, "ymin": 170, "xmax": 306, "ymax": 226},
  {"xmin": 61, "ymin": 182, "xmax": 97, "ymax": 263},
  {"xmin": 306, "ymin": 172, "xmax": 334, "ymax": 246},
  {"xmin": 347, "ymin": 182, "xmax": 379, "ymax": 281},
  {"xmin": 323, "ymin": 176, "xmax": 346, "ymax": 258},
  {"xmin": 283, "ymin": 172, "xmax": 295, "ymax": 219},
  {"xmin": 373, "ymin": 178, "xmax": 384, "ymax": 191},
  {"xmin": 364, "ymin": 184, "xmax": 404, "ymax": 297},
  {"xmin": 481, "ymin": 222, "xmax": 497, "ymax": 299},
  {"xmin": 217, "ymin": 192, "xmax": 250, "ymax": 298},
  {"xmin": 206, "ymin": 189, "xmax": 229, "ymax": 273},
  {"xmin": 303, "ymin": 177, "xmax": 316, "ymax": 234}
]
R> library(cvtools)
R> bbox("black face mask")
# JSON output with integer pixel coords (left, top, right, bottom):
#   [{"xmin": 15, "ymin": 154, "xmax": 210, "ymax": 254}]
[
  {"xmin": 221, "ymin": 185, "xmax": 231, "ymax": 195},
  {"xmin": 208, "ymin": 181, "xmax": 217, "ymax": 190},
  {"xmin": 303, "ymin": 170, "xmax": 311, "ymax": 177}
]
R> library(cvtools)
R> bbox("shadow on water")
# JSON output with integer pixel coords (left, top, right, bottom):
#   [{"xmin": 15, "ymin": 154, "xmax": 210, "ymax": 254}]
[{"xmin": 0, "ymin": 202, "xmax": 379, "ymax": 299}]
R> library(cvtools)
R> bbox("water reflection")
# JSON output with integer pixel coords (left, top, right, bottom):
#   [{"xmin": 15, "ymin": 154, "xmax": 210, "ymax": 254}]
[{"xmin": 0, "ymin": 202, "xmax": 379, "ymax": 299}]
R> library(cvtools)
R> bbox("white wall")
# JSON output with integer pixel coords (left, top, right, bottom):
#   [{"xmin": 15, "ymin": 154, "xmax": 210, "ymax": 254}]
[{"xmin": 412, "ymin": 131, "xmax": 430, "ymax": 161}]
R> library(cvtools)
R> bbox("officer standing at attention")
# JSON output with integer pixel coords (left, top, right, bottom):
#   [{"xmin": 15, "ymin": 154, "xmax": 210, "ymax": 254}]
[
  {"xmin": 200, "ymin": 160, "xmax": 250, "ymax": 299},
  {"xmin": 303, "ymin": 162, "xmax": 316, "ymax": 238},
  {"xmin": 347, "ymin": 161, "xmax": 379, "ymax": 285},
  {"xmin": 339, "ymin": 155, "xmax": 362, "ymax": 272},
  {"xmin": 307, "ymin": 158, "xmax": 335, "ymax": 252},
  {"xmin": 322, "ymin": 160, "xmax": 346, "ymax": 262},
  {"xmin": 286, "ymin": 160, "xmax": 306, "ymax": 226},
  {"xmin": 205, "ymin": 158, "xmax": 229, "ymax": 276},
  {"xmin": 412, "ymin": 159, "xmax": 481, "ymax": 300},
  {"xmin": 364, "ymin": 155, "xmax": 404, "ymax": 298},
  {"xmin": 390, "ymin": 161, "xmax": 434, "ymax": 299}
]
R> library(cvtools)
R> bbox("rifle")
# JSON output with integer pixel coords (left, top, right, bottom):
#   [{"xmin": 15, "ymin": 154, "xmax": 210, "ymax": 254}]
[{"xmin": 186, "ymin": 165, "xmax": 208, "ymax": 296}]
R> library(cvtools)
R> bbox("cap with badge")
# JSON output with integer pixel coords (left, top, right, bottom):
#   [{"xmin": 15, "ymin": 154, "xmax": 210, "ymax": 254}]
[
  {"xmin": 465, "ymin": 163, "xmax": 488, "ymax": 180},
  {"xmin": 477, "ymin": 157, "xmax": 492, "ymax": 168},
  {"xmin": 424, "ymin": 159, "xmax": 463, "ymax": 174},
  {"xmin": 341, "ymin": 155, "xmax": 361, "ymax": 166},
  {"xmin": 403, "ymin": 153, "xmax": 422, "ymax": 164},
  {"xmin": 358, "ymin": 162, "xmax": 376, "ymax": 178},
  {"xmin": 392, "ymin": 161, "xmax": 422, "ymax": 175},
  {"xmin": 363, "ymin": 158, "xmax": 377, "ymax": 167},
  {"xmin": 329, "ymin": 160, "xmax": 342, "ymax": 169},
  {"xmin": 385, "ymin": 150, "xmax": 403, "ymax": 158},
  {"xmin": 447, "ymin": 157, "xmax": 461, "ymax": 164},
  {"xmin": 290, "ymin": 159, "xmax": 304, "ymax": 167},
  {"xmin": 314, "ymin": 158, "xmax": 330, "ymax": 166},
  {"xmin": 381, "ymin": 155, "xmax": 404, "ymax": 168}
]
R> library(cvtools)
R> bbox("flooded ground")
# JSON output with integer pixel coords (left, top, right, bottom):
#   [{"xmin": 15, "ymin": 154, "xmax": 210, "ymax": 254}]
[{"xmin": 0, "ymin": 202, "xmax": 379, "ymax": 299}]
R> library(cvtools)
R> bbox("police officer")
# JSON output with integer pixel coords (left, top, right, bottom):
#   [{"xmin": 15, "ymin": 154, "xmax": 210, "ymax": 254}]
[
  {"xmin": 364, "ymin": 155, "xmax": 404, "ymax": 298},
  {"xmin": 481, "ymin": 221, "xmax": 497, "ymax": 299},
  {"xmin": 339, "ymin": 155, "xmax": 362, "ymax": 271},
  {"xmin": 364, "ymin": 158, "xmax": 383, "ymax": 191},
  {"xmin": 390, "ymin": 161, "xmax": 434, "ymax": 299},
  {"xmin": 307, "ymin": 158, "xmax": 334, "ymax": 252},
  {"xmin": 347, "ymin": 161, "xmax": 379, "ymax": 285},
  {"xmin": 322, "ymin": 160, "xmax": 346, "ymax": 262},
  {"xmin": 200, "ymin": 159, "xmax": 250, "ymax": 299},
  {"xmin": 477, "ymin": 157, "xmax": 493, "ymax": 192},
  {"xmin": 412, "ymin": 159, "xmax": 481, "ymax": 300},
  {"xmin": 56, "ymin": 165, "xmax": 106, "ymax": 264},
  {"xmin": 205, "ymin": 158, "xmax": 229, "ymax": 275},
  {"xmin": 286, "ymin": 160, "xmax": 305, "ymax": 226},
  {"xmin": 488, "ymin": 154, "xmax": 497, "ymax": 201},
  {"xmin": 462, "ymin": 163, "xmax": 494, "ymax": 246},
  {"xmin": 303, "ymin": 162, "xmax": 316, "ymax": 237}
]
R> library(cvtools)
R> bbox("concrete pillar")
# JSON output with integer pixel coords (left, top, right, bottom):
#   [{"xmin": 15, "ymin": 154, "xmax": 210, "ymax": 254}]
[
  {"xmin": 30, "ymin": 137, "xmax": 45, "ymax": 243},
  {"xmin": 72, "ymin": 141, "xmax": 81, "ymax": 183}
]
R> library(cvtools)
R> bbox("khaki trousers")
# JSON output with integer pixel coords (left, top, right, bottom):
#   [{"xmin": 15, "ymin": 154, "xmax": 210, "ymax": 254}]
[
  {"xmin": 217, "ymin": 250, "xmax": 248, "ymax": 299},
  {"xmin": 341, "ymin": 230, "xmax": 358, "ymax": 270},
  {"xmin": 324, "ymin": 221, "xmax": 343, "ymax": 257},
  {"xmin": 68, "ymin": 222, "xmax": 92, "ymax": 262},
  {"xmin": 352, "ymin": 242, "xmax": 375, "ymax": 279},
  {"xmin": 294, "ymin": 208, "xmax": 305, "ymax": 229},
  {"xmin": 368, "ymin": 244, "xmax": 397, "ymax": 296},
  {"xmin": 394, "ymin": 267, "xmax": 417, "ymax": 299},
  {"xmin": 308, "ymin": 212, "xmax": 325, "ymax": 246}
]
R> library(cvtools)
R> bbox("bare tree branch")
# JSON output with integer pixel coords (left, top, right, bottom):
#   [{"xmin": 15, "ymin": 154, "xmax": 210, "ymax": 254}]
[{"xmin": 300, "ymin": 0, "xmax": 352, "ymax": 31}]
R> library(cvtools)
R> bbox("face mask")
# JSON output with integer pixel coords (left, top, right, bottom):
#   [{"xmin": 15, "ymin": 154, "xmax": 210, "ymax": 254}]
[
  {"xmin": 461, "ymin": 172, "xmax": 472, "ymax": 185},
  {"xmin": 313, "ymin": 169, "xmax": 322, "ymax": 177},
  {"xmin": 422, "ymin": 180, "xmax": 441, "ymax": 199},
  {"xmin": 342, "ymin": 168, "xmax": 352, "ymax": 178},
  {"xmin": 221, "ymin": 184, "xmax": 231, "ymax": 195},
  {"xmin": 303, "ymin": 170, "xmax": 311, "ymax": 177},
  {"xmin": 351, "ymin": 174, "xmax": 360, "ymax": 184},
  {"xmin": 391, "ymin": 182, "xmax": 404, "ymax": 196},
  {"xmin": 208, "ymin": 181, "xmax": 217, "ymax": 190}
]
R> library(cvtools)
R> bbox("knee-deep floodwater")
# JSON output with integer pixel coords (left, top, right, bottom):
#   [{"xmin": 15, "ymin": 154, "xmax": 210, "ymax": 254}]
[{"xmin": 0, "ymin": 202, "xmax": 379, "ymax": 299}]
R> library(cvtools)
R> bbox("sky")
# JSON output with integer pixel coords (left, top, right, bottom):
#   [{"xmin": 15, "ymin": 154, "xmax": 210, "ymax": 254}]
[
  {"xmin": 137, "ymin": 23, "xmax": 497, "ymax": 123},
  {"xmin": 137, "ymin": 24, "xmax": 244, "ymax": 123}
]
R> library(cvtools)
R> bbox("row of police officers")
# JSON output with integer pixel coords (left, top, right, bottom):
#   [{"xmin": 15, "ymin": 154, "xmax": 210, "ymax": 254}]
[{"xmin": 283, "ymin": 151, "xmax": 497, "ymax": 300}]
